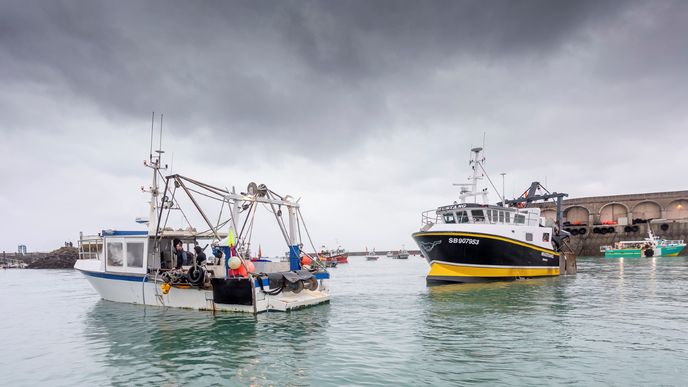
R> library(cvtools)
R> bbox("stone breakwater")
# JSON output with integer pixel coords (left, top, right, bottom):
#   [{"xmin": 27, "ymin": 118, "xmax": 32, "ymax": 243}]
[{"xmin": 26, "ymin": 247, "xmax": 79, "ymax": 269}]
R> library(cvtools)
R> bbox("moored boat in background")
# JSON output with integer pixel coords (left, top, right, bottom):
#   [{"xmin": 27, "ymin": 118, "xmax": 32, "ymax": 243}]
[
  {"xmin": 319, "ymin": 246, "xmax": 349, "ymax": 264},
  {"xmin": 394, "ymin": 246, "xmax": 409, "ymax": 259},
  {"xmin": 601, "ymin": 230, "xmax": 685, "ymax": 258},
  {"xmin": 365, "ymin": 248, "xmax": 379, "ymax": 261}
]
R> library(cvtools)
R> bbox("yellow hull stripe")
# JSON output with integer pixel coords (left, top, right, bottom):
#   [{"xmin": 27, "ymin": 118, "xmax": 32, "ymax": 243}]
[
  {"xmin": 428, "ymin": 262, "xmax": 560, "ymax": 278},
  {"xmin": 414, "ymin": 231, "xmax": 558, "ymax": 255}
]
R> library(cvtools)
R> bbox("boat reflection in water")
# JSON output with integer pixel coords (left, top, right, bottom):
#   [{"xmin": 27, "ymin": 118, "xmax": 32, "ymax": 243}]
[{"xmin": 84, "ymin": 298, "xmax": 332, "ymax": 385}]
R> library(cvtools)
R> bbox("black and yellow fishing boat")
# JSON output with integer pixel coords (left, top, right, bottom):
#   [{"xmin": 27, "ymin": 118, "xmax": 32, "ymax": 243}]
[{"xmin": 413, "ymin": 147, "xmax": 573, "ymax": 284}]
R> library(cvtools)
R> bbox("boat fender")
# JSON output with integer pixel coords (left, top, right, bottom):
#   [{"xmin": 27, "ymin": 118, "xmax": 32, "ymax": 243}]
[
  {"xmin": 632, "ymin": 225, "xmax": 640, "ymax": 232},
  {"xmin": 599, "ymin": 228, "xmax": 607, "ymax": 235},
  {"xmin": 592, "ymin": 228, "xmax": 599, "ymax": 234},
  {"xmin": 645, "ymin": 248, "xmax": 654, "ymax": 257},
  {"xmin": 161, "ymin": 282, "xmax": 171, "ymax": 294},
  {"xmin": 607, "ymin": 227, "xmax": 615, "ymax": 233},
  {"xmin": 578, "ymin": 228, "xmax": 587, "ymax": 235},
  {"xmin": 624, "ymin": 226, "xmax": 632, "ymax": 233},
  {"xmin": 228, "ymin": 257, "xmax": 241, "ymax": 270},
  {"xmin": 661, "ymin": 223, "xmax": 669, "ymax": 231}
]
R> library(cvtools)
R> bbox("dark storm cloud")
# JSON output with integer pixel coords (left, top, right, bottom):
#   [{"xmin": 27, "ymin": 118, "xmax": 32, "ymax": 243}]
[
  {"xmin": 2, "ymin": 0, "xmax": 688, "ymax": 253},
  {"xmin": 1, "ymin": 0, "xmax": 632, "ymax": 154}
]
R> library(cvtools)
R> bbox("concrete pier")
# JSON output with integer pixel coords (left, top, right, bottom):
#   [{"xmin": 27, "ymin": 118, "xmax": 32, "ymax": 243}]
[{"xmin": 534, "ymin": 190, "xmax": 688, "ymax": 256}]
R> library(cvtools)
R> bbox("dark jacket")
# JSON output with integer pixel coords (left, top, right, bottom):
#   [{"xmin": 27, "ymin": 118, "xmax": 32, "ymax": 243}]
[{"xmin": 175, "ymin": 250, "xmax": 189, "ymax": 269}]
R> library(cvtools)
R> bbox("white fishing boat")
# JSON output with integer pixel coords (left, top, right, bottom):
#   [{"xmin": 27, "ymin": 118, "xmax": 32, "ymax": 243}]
[
  {"xmin": 365, "ymin": 248, "xmax": 378, "ymax": 261},
  {"xmin": 74, "ymin": 119, "xmax": 330, "ymax": 313},
  {"xmin": 395, "ymin": 246, "xmax": 409, "ymax": 259}
]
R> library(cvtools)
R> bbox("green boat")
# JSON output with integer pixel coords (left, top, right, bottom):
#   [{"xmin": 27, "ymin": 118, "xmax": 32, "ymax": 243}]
[{"xmin": 601, "ymin": 230, "xmax": 686, "ymax": 258}]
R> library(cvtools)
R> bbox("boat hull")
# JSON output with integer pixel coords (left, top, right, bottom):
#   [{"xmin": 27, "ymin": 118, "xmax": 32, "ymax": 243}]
[
  {"xmin": 321, "ymin": 254, "xmax": 348, "ymax": 264},
  {"xmin": 76, "ymin": 265, "xmax": 330, "ymax": 313},
  {"xmin": 413, "ymin": 231, "xmax": 560, "ymax": 284},
  {"xmin": 604, "ymin": 244, "xmax": 686, "ymax": 258}
]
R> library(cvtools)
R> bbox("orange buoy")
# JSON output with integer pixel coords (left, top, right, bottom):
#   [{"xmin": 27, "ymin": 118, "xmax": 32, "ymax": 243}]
[
  {"xmin": 301, "ymin": 255, "xmax": 312, "ymax": 266},
  {"xmin": 228, "ymin": 267, "xmax": 247, "ymax": 278},
  {"xmin": 246, "ymin": 261, "xmax": 255, "ymax": 274}
]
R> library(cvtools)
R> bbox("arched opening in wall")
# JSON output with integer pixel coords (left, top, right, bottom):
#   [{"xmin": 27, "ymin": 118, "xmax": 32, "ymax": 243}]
[
  {"xmin": 632, "ymin": 201, "xmax": 661, "ymax": 222},
  {"xmin": 599, "ymin": 203, "xmax": 629, "ymax": 224},
  {"xmin": 541, "ymin": 209, "xmax": 556, "ymax": 226},
  {"xmin": 666, "ymin": 199, "xmax": 688, "ymax": 220},
  {"xmin": 564, "ymin": 206, "xmax": 589, "ymax": 225}
]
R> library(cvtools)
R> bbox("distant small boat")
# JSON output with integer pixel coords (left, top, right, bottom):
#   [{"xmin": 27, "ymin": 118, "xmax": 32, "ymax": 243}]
[
  {"xmin": 365, "ymin": 250, "xmax": 378, "ymax": 261},
  {"xmin": 395, "ymin": 248, "xmax": 409, "ymax": 259},
  {"xmin": 386, "ymin": 251, "xmax": 394, "ymax": 258}
]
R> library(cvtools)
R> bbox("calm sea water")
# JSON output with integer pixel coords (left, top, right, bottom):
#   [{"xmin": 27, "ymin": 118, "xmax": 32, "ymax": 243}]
[{"xmin": 1, "ymin": 256, "xmax": 687, "ymax": 386}]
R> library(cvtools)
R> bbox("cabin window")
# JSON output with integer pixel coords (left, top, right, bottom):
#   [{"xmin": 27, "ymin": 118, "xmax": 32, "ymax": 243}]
[
  {"xmin": 543, "ymin": 233, "xmax": 550, "ymax": 242},
  {"xmin": 471, "ymin": 210, "xmax": 486, "ymax": 222},
  {"xmin": 514, "ymin": 214, "xmax": 526, "ymax": 224},
  {"xmin": 107, "ymin": 242, "xmax": 123, "ymax": 266},
  {"xmin": 499, "ymin": 211, "xmax": 504, "ymax": 223},
  {"xmin": 444, "ymin": 213, "xmax": 456, "ymax": 224},
  {"xmin": 505, "ymin": 212, "xmax": 511, "ymax": 223},
  {"xmin": 456, "ymin": 211, "xmax": 469, "ymax": 223},
  {"xmin": 127, "ymin": 242, "xmax": 145, "ymax": 268},
  {"xmin": 486, "ymin": 210, "xmax": 492, "ymax": 223},
  {"xmin": 525, "ymin": 233, "xmax": 533, "ymax": 242}
]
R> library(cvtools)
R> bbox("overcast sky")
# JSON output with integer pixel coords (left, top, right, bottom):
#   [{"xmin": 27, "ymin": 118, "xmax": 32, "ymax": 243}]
[{"xmin": 1, "ymin": 0, "xmax": 687, "ymax": 254}]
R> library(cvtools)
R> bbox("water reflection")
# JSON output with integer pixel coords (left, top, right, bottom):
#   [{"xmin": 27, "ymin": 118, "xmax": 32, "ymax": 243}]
[{"xmin": 84, "ymin": 300, "xmax": 331, "ymax": 385}]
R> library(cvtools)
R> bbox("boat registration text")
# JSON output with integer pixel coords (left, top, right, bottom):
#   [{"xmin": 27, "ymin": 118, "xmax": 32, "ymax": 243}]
[{"xmin": 448, "ymin": 238, "xmax": 480, "ymax": 245}]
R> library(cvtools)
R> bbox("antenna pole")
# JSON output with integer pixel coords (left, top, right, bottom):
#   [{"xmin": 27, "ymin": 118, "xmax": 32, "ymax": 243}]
[
  {"xmin": 149, "ymin": 112, "xmax": 155, "ymax": 162},
  {"xmin": 158, "ymin": 113, "xmax": 164, "ymax": 152},
  {"xmin": 500, "ymin": 173, "xmax": 506, "ymax": 207}
]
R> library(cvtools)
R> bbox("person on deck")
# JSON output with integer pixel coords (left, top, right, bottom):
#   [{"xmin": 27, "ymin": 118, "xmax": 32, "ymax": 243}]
[
  {"xmin": 174, "ymin": 239, "xmax": 189, "ymax": 269},
  {"xmin": 194, "ymin": 245, "xmax": 207, "ymax": 266}
]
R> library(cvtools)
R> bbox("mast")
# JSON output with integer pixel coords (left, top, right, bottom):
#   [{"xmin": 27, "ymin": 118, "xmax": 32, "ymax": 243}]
[
  {"xmin": 454, "ymin": 147, "xmax": 489, "ymax": 204},
  {"xmin": 286, "ymin": 195, "xmax": 301, "ymax": 271},
  {"xmin": 144, "ymin": 113, "xmax": 167, "ymax": 235}
]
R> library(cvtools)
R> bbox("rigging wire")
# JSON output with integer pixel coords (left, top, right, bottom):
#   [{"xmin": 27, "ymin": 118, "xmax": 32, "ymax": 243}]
[
  {"xmin": 477, "ymin": 162, "xmax": 504, "ymax": 203},
  {"xmin": 297, "ymin": 208, "xmax": 325, "ymax": 269}
]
